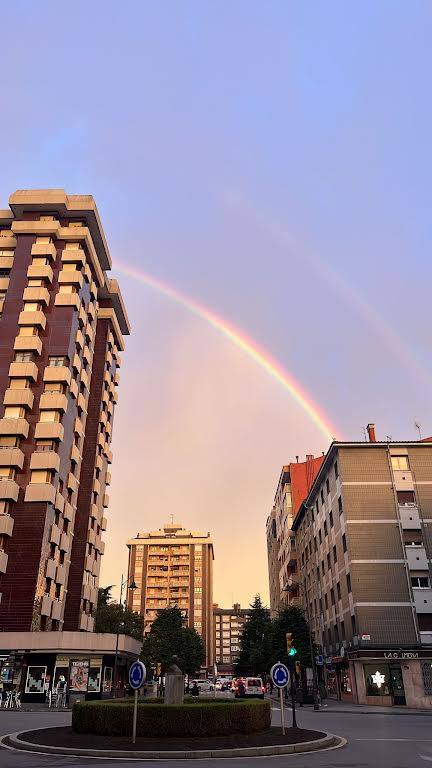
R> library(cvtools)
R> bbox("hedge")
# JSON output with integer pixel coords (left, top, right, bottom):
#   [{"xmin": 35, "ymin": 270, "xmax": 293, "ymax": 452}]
[{"xmin": 72, "ymin": 699, "xmax": 271, "ymax": 737}]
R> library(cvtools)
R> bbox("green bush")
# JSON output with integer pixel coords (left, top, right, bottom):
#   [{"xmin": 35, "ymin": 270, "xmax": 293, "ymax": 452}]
[{"xmin": 72, "ymin": 699, "xmax": 270, "ymax": 737}]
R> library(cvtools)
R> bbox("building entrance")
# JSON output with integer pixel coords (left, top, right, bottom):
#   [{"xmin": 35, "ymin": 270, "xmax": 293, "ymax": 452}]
[{"xmin": 389, "ymin": 666, "xmax": 406, "ymax": 706}]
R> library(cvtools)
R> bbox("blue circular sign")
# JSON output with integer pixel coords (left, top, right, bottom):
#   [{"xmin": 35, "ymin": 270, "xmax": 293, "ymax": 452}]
[
  {"xmin": 270, "ymin": 662, "xmax": 289, "ymax": 688},
  {"xmin": 129, "ymin": 661, "xmax": 146, "ymax": 690}
]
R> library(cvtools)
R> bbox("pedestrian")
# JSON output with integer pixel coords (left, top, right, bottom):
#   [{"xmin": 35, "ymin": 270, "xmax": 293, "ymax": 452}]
[
  {"xmin": 269, "ymin": 679, "xmax": 274, "ymax": 695},
  {"xmin": 191, "ymin": 682, "xmax": 200, "ymax": 697}
]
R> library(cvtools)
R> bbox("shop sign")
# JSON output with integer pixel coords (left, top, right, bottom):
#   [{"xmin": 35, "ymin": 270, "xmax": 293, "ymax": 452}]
[
  {"xmin": 384, "ymin": 652, "xmax": 419, "ymax": 660},
  {"xmin": 349, "ymin": 649, "xmax": 430, "ymax": 660}
]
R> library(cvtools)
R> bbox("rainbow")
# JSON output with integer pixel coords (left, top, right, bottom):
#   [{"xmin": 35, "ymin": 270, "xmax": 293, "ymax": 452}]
[{"xmin": 114, "ymin": 260, "xmax": 340, "ymax": 442}]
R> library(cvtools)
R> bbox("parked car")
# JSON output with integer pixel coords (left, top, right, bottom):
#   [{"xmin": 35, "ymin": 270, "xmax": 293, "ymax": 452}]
[
  {"xmin": 191, "ymin": 679, "xmax": 214, "ymax": 692},
  {"xmin": 237, "ymin": 677, "xmax": 265, "ymax": 699}
]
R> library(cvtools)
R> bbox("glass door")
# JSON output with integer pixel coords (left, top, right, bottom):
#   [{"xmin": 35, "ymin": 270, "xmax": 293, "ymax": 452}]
[{"xmin": 389, "ymin": 666, "xmax": 406, "ymax": 705}]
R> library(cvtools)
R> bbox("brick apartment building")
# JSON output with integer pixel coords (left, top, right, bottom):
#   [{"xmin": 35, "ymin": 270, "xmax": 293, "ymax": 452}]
[
  {"xmin": 0, "ymin": 189, "xmax": 129, "ymax": 634},
  {"xmin": 266, "ymin": 455, "xmax": 323, "ymax": 615},
  {"xmin": 292, "ymin": 425, "xmax": 432, "ymax": 708},
  {"xmin": 127, "ymin": 523, "xmax": 214, "ymax": 668}
]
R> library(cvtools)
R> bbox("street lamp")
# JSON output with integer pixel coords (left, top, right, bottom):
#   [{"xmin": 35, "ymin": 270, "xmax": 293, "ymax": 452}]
[
  {"xmin": 282, "ymin": 582, "xmax": 320, "ymax": 711},
  {"xmin": 112, "ymin": 575, "xmax": 138, "ymax": 698}
]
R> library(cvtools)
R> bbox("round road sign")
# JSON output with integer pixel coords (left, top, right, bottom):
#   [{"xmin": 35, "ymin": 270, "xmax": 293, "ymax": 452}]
[
  {"xmin": 129, "ymin": 660, "xmax": 146, "ymax": 690},
  {"xmin": 270, "ymin": 662, "xmax": 289, "ymax": 689}
]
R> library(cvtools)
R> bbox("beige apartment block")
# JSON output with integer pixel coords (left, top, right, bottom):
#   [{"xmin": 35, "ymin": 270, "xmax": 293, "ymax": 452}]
[
  {"xmin": 292, "ymin": 425, "xmax": 432, "ymax": 709},
  {"xmin": 213, "ymin": 603, "xmax": 248, "ymax": 674},
  {"xmin": 127, "ymin": 523, "xmax": 214, "ymax": 668}
]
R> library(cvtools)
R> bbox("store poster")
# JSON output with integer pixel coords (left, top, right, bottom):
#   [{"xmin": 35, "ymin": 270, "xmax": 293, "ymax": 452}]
[{"xmin": 69, "ymin": 660, "xmax": 89, "ymax": 692}]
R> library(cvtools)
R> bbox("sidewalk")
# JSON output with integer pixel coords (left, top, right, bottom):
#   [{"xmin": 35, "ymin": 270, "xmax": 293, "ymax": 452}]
[{"xmin": 268, "ymin": 693, "xmax": 431, "ymax": 716}]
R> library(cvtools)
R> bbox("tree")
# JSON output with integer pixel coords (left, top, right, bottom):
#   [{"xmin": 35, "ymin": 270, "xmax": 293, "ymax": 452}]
[
  {"xmin": 272, "ymin": 605, "xmax": 316, "ymax": 668},
  {"xmin": 94, "ymin": 588, "xmax": 144, "ymax": 642},
  {"xmin": 140, "ymin": 606, "xmax": 205, "ymax": 675},
  {"xmin": 234, "ymin": 595, "xmax": 273, "ymax": 679}
]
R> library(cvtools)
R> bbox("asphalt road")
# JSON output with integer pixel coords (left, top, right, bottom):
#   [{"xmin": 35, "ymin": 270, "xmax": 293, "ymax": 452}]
[{"xmin": 0, "ymin": 703, "xmax": 431, "ymax": 766}]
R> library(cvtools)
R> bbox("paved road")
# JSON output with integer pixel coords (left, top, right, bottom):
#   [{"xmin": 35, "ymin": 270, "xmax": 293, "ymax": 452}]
[{"xmin": 0, "ymin": 702, "xmax": 431, "ymax": 766}]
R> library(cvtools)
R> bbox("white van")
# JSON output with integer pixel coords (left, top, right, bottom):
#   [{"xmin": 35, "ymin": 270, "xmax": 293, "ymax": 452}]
[{"xmin": 243, "ymin": 677, "xmax": 265, "ymax": 699}]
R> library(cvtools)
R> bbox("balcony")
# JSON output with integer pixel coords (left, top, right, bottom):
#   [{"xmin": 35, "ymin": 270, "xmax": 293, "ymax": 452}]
[
  {"xmin": 70, "ymin": 379, "xmax": 78, "ymax": 399},
  {"xmin": 56, "ymin": 564, "xmax": 67, "ymax": 585},
  {"xmin": 80, "ymin": 368, "xmax": 89, "ymax": 390},
  {"xmin": 54, "ymin": 491, "xmax": 65, "ymax": 513},
  {"xmin": 70, "ymin": 442, "xmax": 81, "ymax": 465},
  {"xmin": 34, "ymin": 422, "xmax": 64, "ymax": 441},
  {"xmin": 30, "ymin": 241, "xmax": 57, "ymax": 260},
  {"xmin": 67, "ymin": 472, "xmax": 79, "ymax": 493},
  {"xmin": 79, "ymin": 613, "xmax": 91, "ymax": 631},
  {"xmin": 59, "ymin": 532, "xmax": 70, "ymax": 553},
  {"xmin": 92, "ymin": 558, "xmax": 100, "ymax": 577},
  {"xmin": 0, "ymin": 235, "xmax": 16, "ymax": 249},
  {"xmin": 0, "ymin": 254, "xmax": 14, "ymax": 269},
  {"xmin": 41, "ymin": 594, "xmax": 53, "ymax": 617},
  {"xmin": 0, "ymin": 549, "xmax": 8, "ymax": 574},
  {"xmin": 101, "ymin": 516, "xmax": 107, "ymax": 531},
  {"xmin": 114, "ymin": 372, "xmax": 120, "ymax": 386},
  {"xmin": 25, "ymin": 482, "xmax": 56, "ymax": 503},
  {"xmin": 399, "ymin": 505, "xmax": 421, "ymax": 529},
  {"xmin": 103, "ymin": 493, "xmax": 109, "ymax": 508},
  {"xmin": 14, "ymin": 335, "xmax": 43, "ymax": 355},
  {"xmin": 45, "ymin": 558, "xmax": 56, "ymax": 580},
  {"xmin": 77, "ymin": 392, "xmax": 87, "ymax": 415},
  {"xmin": 406, "ymin": 545, "xmax": 428, "ymax": 571},
  {"xmin": 43, "ymin": 366, "xmax": 71, "ymax": 385},
  {"xmin": 54, "ymin": 293, "xmax": 80, "ymax": 309},
  {"xmin": 9, "ymin": 361, "xmax": 38, "ymax": 381},
  {"xmin": 92, "ymin": 478, "xmax": 101, "ymax": 497},
  {"xmin": 3, "ymin": 388, "xmax": 34, "ymax": 409},
  {"xmin": 0, "ymin": 277, "xmax": 9, "ymax": 291},
  {"xmin": 39, "ymin": 392, "xmax": 68, "ymax": 412},
  {"xmin": 0, "ymin": 447, "xmax": 24, "ymax": 469},
  {"xmin": 49, "ymin": 523, "xmax": 61, "ymax": 546},
  {"xmin": 51, "ymin": 599, "xmax": 63, "ymax": 621},
  {"xmin": 27, "ymin": 263, "xmax": 53, "ymax": 282},
  {"xmin": 18, "ymin": 310, "xmax": 46, "ymax": 329},
  {"xmin": 12, "ymin": 220, "xmax": 57, "ymax": 237},
  {"xmin": 61, "ymin": 248, "xmax": 86, "ymax": 266},
  {"xmin": 58, "ymin": 269, "xmax": 83, "ymax": 287},
  {"xmin": 0, "ymin": 418, "xmax": 29, "ymax": 438},
  {"xmin": 30, "ymin": 450, "xmax": 60, "ymax": 472},
  {"xmin": 0, "ymin": 479, "xmax": 19, "ymax": 501},
  {"xmin": 72, "ymin": 353, "xmax": 82, "ymax": 373},
  {"xmin": 413, "ymin": 588, "xmax": 432, "ymax": 613},
  {"xmin": 0, "ymin": 515, "xmax": 14, "ymax": 537},
  {"xmin": 63, "ymin": 501, "xmax": 75, "ymax": 523},
  {"xmin": 22, "ymin": 286, "xmax": 50, "ymax": 305},
  {"xmin": 73, "ymin": 417, "xmax": 84, "ymax": 438},
  {"xmin": 393, "ymin": 469, "xmax": 414, "ymax": 491},
  {"xmin": 105, "ymin": 472, "xmax": 111, "ymax": 486},
  {"xmin": 75, "ymin": 328, "xmax": 85, "ymax": 350}
]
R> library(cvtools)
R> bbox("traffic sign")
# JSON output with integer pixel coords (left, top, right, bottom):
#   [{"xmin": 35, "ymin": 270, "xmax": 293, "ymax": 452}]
[
  {"xmin": 270, "ymin": 662, "xmax": 289, "ymax": 689},
  {"xmin": 315, "ymin": 654, "xmax": 324, "ymax": 666},
  {"xmin": 129, "ymin": 660, "xmax": 146, "ymax": 690}
]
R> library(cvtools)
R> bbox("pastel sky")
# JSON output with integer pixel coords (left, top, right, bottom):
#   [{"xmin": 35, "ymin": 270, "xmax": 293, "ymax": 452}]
[{"xmin": 1, "ymin": 1, "xmax": 431, "ymax": 608}]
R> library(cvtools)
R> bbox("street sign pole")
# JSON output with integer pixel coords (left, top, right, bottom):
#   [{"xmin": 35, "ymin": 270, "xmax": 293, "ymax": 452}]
[
  {"xmin": 132, "ymin": 688, "xmax": 138, "ymax": 744},
  {"xmin": 279, "ymin": 685, "xmax": 285, "ymax": 735},
  {"xmin": 290, "ymin": 668, "xmax": 297, "ymax": 728}
]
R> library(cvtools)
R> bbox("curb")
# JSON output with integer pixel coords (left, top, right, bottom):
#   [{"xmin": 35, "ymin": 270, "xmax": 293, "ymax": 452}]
[{"xmin": 1, "ymin": 728, "xmax": 346, "ymax": 760}]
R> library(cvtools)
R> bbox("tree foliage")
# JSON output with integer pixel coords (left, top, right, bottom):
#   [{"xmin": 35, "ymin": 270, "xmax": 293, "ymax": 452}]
[
  {"xmin": 140, "ymin": 606, "xmax": 205, "ymax": 675},
  {"xmin": 234, "ymin": 597, "xmax": 316, "ymax": 679},
  {"xmin": 94, "ymin": 587, "xmax": 144, "ymax": 642}
]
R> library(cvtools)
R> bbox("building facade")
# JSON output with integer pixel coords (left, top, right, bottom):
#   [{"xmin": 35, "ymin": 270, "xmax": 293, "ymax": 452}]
[
  {"xmin": 213, "ymin": 603, "xmax": 248, "ymax": 674},
  {"xmin": 127, "ymin": 523, "xmax": 214, "ymax": 667},
  {"xmin": 292, "ymin": 426, "xmax": 432, "ymax": 708},
  {"xmin": 266, "ymin": 456, "xmax": 323, "ymax": 615},
  {"xmin": 0, "ymin": 189, "xmax": 129, "ymax": 634}
]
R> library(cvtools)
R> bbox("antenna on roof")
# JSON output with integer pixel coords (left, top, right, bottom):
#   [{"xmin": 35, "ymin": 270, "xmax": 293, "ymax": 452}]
[{"xmin": 415, "ymin": 421, "xmax": 422, "ymax": 440}]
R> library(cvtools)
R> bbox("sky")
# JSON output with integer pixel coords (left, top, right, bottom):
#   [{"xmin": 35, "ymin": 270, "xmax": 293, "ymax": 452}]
[{"xmin": 1, "ymin": 1, "xmax": 431, "ymax": 608}]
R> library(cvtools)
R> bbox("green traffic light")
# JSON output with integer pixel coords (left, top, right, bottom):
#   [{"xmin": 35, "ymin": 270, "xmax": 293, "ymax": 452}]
[{"xmin": 288, "ymin": 647, "xmax": 297, "ymax": 656}]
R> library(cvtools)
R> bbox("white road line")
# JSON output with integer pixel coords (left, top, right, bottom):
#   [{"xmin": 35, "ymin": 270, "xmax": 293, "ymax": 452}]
[
  {"xmin": 356, "ymin": 738, "xmax": 432, "ymax": 742},
  {"xmin": 420, "ymin": 756, "xmax": 432, "ymax": 762}
]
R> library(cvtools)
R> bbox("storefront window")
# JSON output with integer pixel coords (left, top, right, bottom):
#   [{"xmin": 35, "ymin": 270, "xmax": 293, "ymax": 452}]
[
  {"xmin": 340, "ymin": 669, "xmax": 352, "ymax": 694},
  {"xmin": 88, "ymin": 661, "xmax": 102, "ymax": 692},
  {"xmin": 25, "ymin": 666, "xmax": 47, "ymax": 694},
  {"xmin": 103, "ymin": 666, "xmax": 113, "ymax": 693},
  {"xmin": 364, "ymin": 664, "xmax": 390, "ymax": 696}
]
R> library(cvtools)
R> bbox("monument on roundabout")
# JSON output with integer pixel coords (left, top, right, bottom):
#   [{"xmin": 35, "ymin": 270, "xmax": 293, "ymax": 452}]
[{"xmin": 163, "ymin": 655, "xmax": 184, "ymax": 705}]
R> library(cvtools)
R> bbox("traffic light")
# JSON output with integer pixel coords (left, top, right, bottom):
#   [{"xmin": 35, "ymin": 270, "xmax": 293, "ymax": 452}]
[{"xmin": 286, "ymin": 632, "xmax": 297, "ymax": 657}]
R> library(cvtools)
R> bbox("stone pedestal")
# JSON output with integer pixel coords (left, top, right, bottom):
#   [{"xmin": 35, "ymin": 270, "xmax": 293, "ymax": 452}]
[{"xmin": 164, "ymin": 659, "xmax": 184, "ymax": 705}]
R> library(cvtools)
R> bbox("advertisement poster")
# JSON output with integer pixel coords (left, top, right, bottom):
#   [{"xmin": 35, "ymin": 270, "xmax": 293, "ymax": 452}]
[{"xmin": 69, "ymin": 660, "xmax": 89, "ymax": 692}]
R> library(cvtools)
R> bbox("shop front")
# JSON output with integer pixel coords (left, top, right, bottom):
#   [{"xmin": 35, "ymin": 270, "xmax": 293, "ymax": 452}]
[
  {"xmin": 0, "ymin": 631, "xmax": 142, "ymax": 704},
  {"xmin": 324, "ymin": 655, "xmax": 355, "ymax": 702},
  {"xmin": 348, "ymin": 649, "xmax": 432, "ymax": 709}
]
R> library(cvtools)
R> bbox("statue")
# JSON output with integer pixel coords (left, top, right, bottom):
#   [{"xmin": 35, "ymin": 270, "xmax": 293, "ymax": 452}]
[{"xmin": 164, "ymin": 655, "xmax": 184, "ymax": 705}]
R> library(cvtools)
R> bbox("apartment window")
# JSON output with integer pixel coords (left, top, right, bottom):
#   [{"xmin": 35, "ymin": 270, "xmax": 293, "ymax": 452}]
[
  {"xmin": 329, "ymin": 510, "xmax": 334, "ymax": 528},
  {"xmin": 4, "ymin": 406, "xmax": 25, "ymax": 419},
  {"xmin": 338, "ymin": 496, "xmax": 343, "ymax": 515},
  {"xmin": 40, "ymin": 410, "xmax": 60, "ymax": 423},
  {"xmin": 391, "ymin": 455, "xmax": 409, "ymax": 471},
  {"xmin": 44, "ymin": 382, "xmax": 64, "ymax": 393},
  {"xmin": 327, "ymin": 552, "xmax": 331, "ymax": 570},
  {"xmin": 23, "ymin": 302, "xmax": 41, "ymax": 312},
  {"xmin": 9, "ymin": 379, "xmax": 29, "ymax": 390},
  {"xmin": 351, "ymin": 613, "xmax": 357, "ymax": 635},
  {"xmin": 35, "ymin": 440, "xmax": 55, "ymax": 452},
  {"xmin": 411, "ymin": 576, "xmax": 430, "ymax": 589},
  {"xmin": 32, "ymin": 257, "xmax": 48, "ymax": 266},
  {"xmin": 324, "ymin": 593, "xmax": 328, "ymax": 609},
  {"xmin": 18, "ymin": 326, "xmax": 38, "ymax": 337},
  {"xmin": 330, "ymin": 588, "xmax": 335, "ymax": 605},
  {"xmin": 342, "ymin": 534, "xmax": 347, "ymax": 553},
  {"xmin": 346, "ymin": 573, "xmax": 352, "ymax": 592},
  {"xmin": 65, "ymin": 241, "xmax": 81, "ymax": 249},
  {"xmin": 48, "ymin": 356, "xmax": 67, "ymax": 367},
  {"xmin": 340, "ymin": 620, "xmax": 345, "ymax": 640},
  {"xmin": 318, "ymin": 529, "xmax": 322, "ymax": 544},
  {"xmin": 0, "ymin": 467, "xmax": 15, "ymax": 478},
  {"xmin": 337, "ymin": 582, "xmax": 341, "ymax": 600},
  {"xmin": 326, "ymin": 478, "xmax": 330, "ymax": 495},
  {"xmin": 15, "ymin": 352, "xmax": 33, "ymax": 362},
  {"xmin": 36, "ymin": 236, "xmax": 52, "ymax": 244},
  {"xmin": 62, "ymin": 262, "xmax": 80, "ymax": 272},
  {"xmin": 397, "ymin": 490, "xmax": 416, "ymax": 506},
  {"xmin": 0, "ymin": 436, "xmax": 18, "ymax": 448},
  {"xmin": 27, "ymin": 279, "xmax": 43, "ymax": 287},
  {"xmin": 334, "ymin": 460, "xmax": 339, "ymax": 479},
  {"xmin": 324, "ymin": 521, "xmax": 328, "ymax": 537},
  {"xmin": 30, "ymin": 469, "xmax": 51, "ymax": 483},
  {"xmin": 333, "ymin": 544, "xmax": 337, "ymax": 563},
  {"xmin": 0, "ymin": 290, "xmax": 6, "ymax": 315},
  {"xmin": 321, "ymin": 560, "xmax": 325, "ymax": 575}
]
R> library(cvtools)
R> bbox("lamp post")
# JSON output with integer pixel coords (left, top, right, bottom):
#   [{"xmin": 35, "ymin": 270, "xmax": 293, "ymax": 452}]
[
  {"xmin": 282, "ymin": 581, "xmax": 320, "ymax": 711},
  {"xmin": 112, "ymin": 574, "xmax": 138, "ymax": 698}
]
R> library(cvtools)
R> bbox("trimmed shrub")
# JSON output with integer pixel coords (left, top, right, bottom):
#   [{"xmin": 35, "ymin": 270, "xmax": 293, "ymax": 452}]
[{"xmin": 73, "ymin": 699, "xmax": 271, "ymax": 737}]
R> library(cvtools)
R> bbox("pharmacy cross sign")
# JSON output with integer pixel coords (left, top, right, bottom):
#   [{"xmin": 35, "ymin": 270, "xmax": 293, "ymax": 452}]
[{"xmin": 371, "ymin": 670, "xmax": 386, "ymax": 688}]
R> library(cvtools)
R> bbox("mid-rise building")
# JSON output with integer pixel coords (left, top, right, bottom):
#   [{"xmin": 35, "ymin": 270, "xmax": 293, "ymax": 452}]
[
  {"xmin": 266, "ymin": 456, "xmax": 323, "ymax": 614},
  {"xmin": 127, "ymin": 523, "xmax": 214, "ymax": 667},
  {"xmin": 292, "ymin": 424, "xmax": 432, "ymax": 709},
  {"xmin": 213, "ymin": 603, "xmax": 248, "ymax": 673},
  {"xmin": 0, "ymin": 189, "xmax": 129, "ymax": 634}
]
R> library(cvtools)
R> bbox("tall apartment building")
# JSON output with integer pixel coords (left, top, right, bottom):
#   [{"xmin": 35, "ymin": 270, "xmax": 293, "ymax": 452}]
[
  {"xmin": 213, "ymin": 603, "xmax": 248, "ymax": 673},
  {"xmin": 0, "ymin": 190, "xmax": 129, "ymax": 634},
  {"xmin": 266, "ymin": 456, "xmax": 323, "ymax": 615},
  {"xmin": 292, "ymin": 425, "xmax": 432, "ymax": 709},
  {"xmin": 127, "ymin": 523, "xmax": 214, "ymax": 667}
]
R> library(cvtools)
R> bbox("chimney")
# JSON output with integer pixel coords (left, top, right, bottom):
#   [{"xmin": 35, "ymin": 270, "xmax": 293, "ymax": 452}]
[{"xmin": 366, "ymin": 423, "xmax": 376, "ymax": 443}]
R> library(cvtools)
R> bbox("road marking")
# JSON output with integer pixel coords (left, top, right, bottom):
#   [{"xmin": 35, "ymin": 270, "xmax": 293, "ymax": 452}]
[
  {"xmin": 356, "ymin": 738, "xmax": 432, "ymax": 742},
  {"xmin": 420, "ymin": 756, "xmax": 432, "ymax": 762}
]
